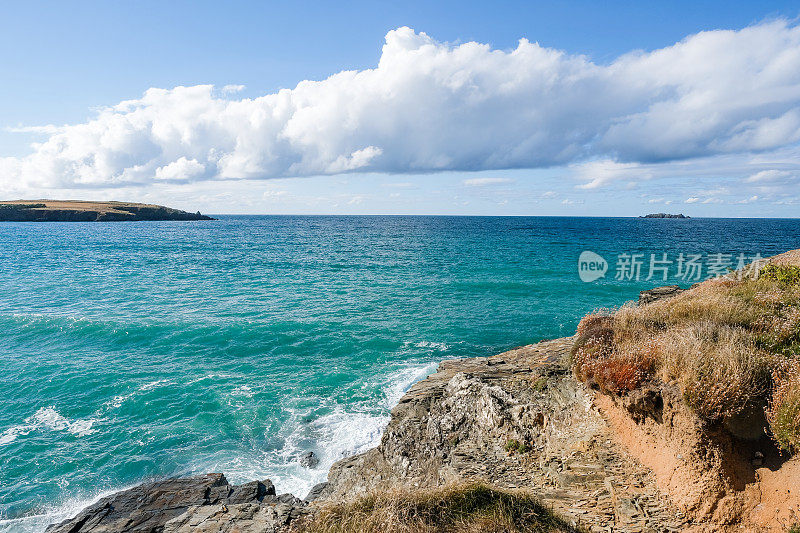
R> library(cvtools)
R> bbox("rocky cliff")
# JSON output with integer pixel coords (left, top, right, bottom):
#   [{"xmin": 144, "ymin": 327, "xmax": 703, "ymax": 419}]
[
  {"xmin": 47, "ymin": 338, "xmax": 688, "ymax": 533},
  {"xmin": 317, "ymin": 338, "xmax": 687, "ymax": 532}
]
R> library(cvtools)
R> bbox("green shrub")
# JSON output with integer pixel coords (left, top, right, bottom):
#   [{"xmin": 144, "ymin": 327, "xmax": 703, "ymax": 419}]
[
  {"xmin": 504, "ymin": 439, "xmax": 531, "ymax": 455},
  {"xmin": 767, "ymin": 366, "xmax": 800, "ymax": 454},
  {"xmin": 760, "ymin": 264, "xmax": 800, "ymax": 285}
]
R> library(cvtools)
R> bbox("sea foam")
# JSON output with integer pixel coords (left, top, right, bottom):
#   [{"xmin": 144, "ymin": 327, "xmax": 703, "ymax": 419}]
[{"xmin": 0, "ymin": 407, "xmax": 97, "ymax": 447}]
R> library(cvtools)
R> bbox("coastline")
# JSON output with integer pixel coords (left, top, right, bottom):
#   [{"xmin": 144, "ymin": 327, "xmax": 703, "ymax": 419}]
[
  {"xmin": 0, "ymin": 200, "xmax": 214, "ymax": 222},
  {"xmin": 37, "ymin": 256, "xmax": 800, "ymax": 532},
  {"xmin": 46, "ymin": 333, "xmax": 690, "ymax": 532}
]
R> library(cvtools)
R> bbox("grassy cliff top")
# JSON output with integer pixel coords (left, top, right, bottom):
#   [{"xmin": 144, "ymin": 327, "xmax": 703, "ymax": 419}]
[
  {"xmin": 573, "ymin": 249, "xmax": 800, "ymax": 453},
  {"xmin": 2, "ymin": 199, "xmax": 181, "ymax": 214},
  {"xmin": 0, "ymin": 199, "xmax": 213, "ymax": 221}
]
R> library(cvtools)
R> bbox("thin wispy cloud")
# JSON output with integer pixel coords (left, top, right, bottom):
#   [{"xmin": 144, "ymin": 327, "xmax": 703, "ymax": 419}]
[{"xmin": 462, "ymin": 177, "xmax": 515, "ymax": 187}]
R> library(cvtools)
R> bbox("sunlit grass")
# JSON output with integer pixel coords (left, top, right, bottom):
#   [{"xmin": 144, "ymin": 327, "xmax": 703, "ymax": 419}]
[
  {"xmin": 571, "ymin": 264, "xmax": 800, "ymax": 450},
  {"xmin": 295, "ymin": 482, "xmax": 581, "ymax": 533}
]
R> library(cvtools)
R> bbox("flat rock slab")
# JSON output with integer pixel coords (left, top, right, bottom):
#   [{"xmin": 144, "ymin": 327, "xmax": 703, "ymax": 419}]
[{"xmin": 46, "ymin": 474, "xmax": 307, "ymax": 533}]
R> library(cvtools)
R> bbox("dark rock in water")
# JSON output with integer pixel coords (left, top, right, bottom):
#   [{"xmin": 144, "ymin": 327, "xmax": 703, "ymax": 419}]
[
  {"xmin": 45, "ymin": 473, "xmax": 228, "ymax": 532},
  {"xmin": 304, "ymin": 482, "xmax": 328, "ymax": 502},
  {"xmin": 45, "ymin": 473, "xmax": 307, "ymax": 533},
  {"xmin": 298, "ymin": 451, "xmax": 319, "ymax": 468},
  {"xmin": 639, "ymin": 285, "xmax": 686, "ymax": 305},
  {"xmin": 275, "ymin": 493, "xmax": 304, "ymax": 505},
  {"xmin": 227, "ymin": 479, "xmax": 276, "ymax": 504}
]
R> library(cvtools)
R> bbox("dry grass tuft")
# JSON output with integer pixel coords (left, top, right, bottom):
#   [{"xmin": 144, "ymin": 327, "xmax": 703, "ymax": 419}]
[
  {"xmin": 295, "ymin": 482, "xmax": 580, "ymax": 533},
  {"xmin": 571, "ymin": 264, "xmax": 800, "ymax": 442},
  {"xmin": 575, "ymin": 311, "xmax": 615, "ymax": 337},
  {"xmin": 573, "ymin": 310, "xmax": 656, "ymax": 395},
  {"xmin": 574, "ymin": 343, "xmax": 655, "ymax": 395},
  {"xmin": 767, "ymin": 363, "xmax": 800, "ymax": 454},
  {"xmin": 651, "ymin": 323, "xmax": 770, "ymax": 420}
]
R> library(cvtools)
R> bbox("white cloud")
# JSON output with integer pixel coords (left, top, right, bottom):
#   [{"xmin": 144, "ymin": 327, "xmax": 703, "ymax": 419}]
[
  {"xmin": 4, "ymin": 21, "xmax": 800, "ymax": 192},
  {"xmin": 154, "ymin": 157, "xmax": 206, "ymax": 181},
  {"xmin": 685, "ymin": 197, "xmax": 700, "ymax": 203},
  {"xmin": 462, "ymin": 177, "xmax": 515, "ymax": 187},
  {"xmin": 736, "ymin": 195, "xmax": 760, "ymax": 204},
  {"xmin": 347, "ymin": 195, "xmax": 365, "ymax": 205},
  {"xmin": 325, "ymin": 146, "xmax": 383, "ymax": 173},
  {"xmin": 220, "ymin": 84, "xmax": 246, "ymax": 94},
  {"xmin": 745, "ymin": 169, "xmax": 797, "ymax": 183},
  {"xmin": 262, "ymin": 189, "xmax": 288, "ymax": 201},
  {"xmin": 574, "ymin": 159, "xmax": 651, "ymax": 189},
  {"xmin": 5, "ymin": 124, "xmax": 66, "ymax": 135}
]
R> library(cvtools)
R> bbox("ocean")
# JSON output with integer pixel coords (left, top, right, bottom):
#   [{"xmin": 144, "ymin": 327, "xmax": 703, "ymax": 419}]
[{"xmin": 1, "ymin": 215, "xmax": 798, "ymax": 531}]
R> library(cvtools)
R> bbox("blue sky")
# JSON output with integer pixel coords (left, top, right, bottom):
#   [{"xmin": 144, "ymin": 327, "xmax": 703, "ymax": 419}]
[{"xmin": 2, "ymin": 0, "xmax": 800, "ymax": 215}]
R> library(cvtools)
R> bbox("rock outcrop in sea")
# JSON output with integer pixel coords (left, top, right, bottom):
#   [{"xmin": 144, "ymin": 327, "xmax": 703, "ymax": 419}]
[{"xmin": 639, "ymin": 213, "xmax": 690, "ymax": 219}]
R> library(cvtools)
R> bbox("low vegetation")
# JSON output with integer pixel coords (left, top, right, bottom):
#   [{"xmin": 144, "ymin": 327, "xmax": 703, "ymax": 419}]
[
  {"xmin": 0, "ymin": 203, "xmax": 45, "ymax": 209},
  {"xmin": 572, "ymin": 263, "xmax": 800, "ymax": 452},
  {"xmin": 532, "ymin": 376, "xmax": 548, "ymax": 392},
  {"xmin": 504, "ymin": 439, "xmax": 531, "ymax": 455},
  {"xmin": 295, "ymin": 482, "xmax": 580, "ymax": 533},
  {"xmin": 767, "ymin": 364, "xmax": 800, "ymax": 453}
]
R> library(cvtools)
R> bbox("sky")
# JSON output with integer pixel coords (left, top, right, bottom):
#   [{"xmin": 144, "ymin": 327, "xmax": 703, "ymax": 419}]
[{"xmin": 2, "ymin": 0, "xmax": 800, "ymax": 216}]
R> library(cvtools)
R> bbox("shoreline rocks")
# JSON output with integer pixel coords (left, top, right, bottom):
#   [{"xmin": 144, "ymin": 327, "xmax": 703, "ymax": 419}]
[
  {"xmin": 45, "ymin": 474, "xmax": 308, "ymax": 533},
  {"xmin": 638, "ymin": 284, "xmax": 686, "ymax": 305},
  {"xmin": 297, "ymin": 451, "xmax": 319, "ymax": 468},
  {"xmin": 47, "ymin": 337, "xmax": 687, "ymax": 533}
]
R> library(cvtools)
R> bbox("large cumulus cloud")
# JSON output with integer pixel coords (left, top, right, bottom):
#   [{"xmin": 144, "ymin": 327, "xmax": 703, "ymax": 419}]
[{"xmin": 3, "ymin": 21, "xmax": 800, "ymax": 189}]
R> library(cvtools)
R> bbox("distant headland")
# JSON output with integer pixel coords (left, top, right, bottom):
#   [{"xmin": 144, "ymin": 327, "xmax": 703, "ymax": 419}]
[
  {"xmin": 640, "ymin": 213, "xmax": 690, "ymax": 219},
  {"xmin": 0, "ymin": 200, "xmax": 214, "ymax": 222}
]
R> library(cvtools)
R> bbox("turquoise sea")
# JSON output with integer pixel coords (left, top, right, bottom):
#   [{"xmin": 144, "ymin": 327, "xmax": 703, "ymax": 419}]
[{"xmin": 1, "ymin": 216, "xmax": 799, "ymax": 531}]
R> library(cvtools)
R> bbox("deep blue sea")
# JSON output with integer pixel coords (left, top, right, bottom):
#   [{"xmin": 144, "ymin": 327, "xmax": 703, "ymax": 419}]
[{"xmin": 1, "ymin": 216, "xmax": 798, "ymax": 531}]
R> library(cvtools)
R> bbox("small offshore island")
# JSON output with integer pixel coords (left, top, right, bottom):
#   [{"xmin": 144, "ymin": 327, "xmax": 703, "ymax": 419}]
[
  {"xmin": 640, "ymin": 213, "xmax": 690, "ymax": 219},
  {"xmin": 0, "ymin": 200, "xmax": 214, "ymax": 222}
]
